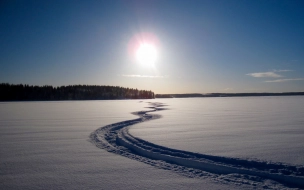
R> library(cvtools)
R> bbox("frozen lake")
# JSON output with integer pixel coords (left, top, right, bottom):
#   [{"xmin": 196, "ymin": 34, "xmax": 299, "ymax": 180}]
[
  {"xmin": 131, "ymin": 96, "xmax": 304, "ymax": 166},
  {"xmin": 1, "ymin": 97, "xmax": 304, "ymax": 189}
]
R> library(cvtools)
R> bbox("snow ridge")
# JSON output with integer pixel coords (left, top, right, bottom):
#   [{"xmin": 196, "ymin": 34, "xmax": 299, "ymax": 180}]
[{"xmin": 90, "ymin": 102, "xmax": 304, "ymax": 189}]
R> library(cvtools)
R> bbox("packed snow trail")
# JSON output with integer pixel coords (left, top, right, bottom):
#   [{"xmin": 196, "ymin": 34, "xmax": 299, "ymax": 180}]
[{"xmin": 90, "ymin": 102, "xmax": 304, "ymax": 189}]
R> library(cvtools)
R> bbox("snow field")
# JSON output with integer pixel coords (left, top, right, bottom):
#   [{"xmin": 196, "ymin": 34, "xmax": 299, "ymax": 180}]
[
  {"xmin": 1, "ymin": 100, "xmax": 239, "ymax": 190},
  {"xmin": 91, "ymin": 102, "xmax": 304, "ymax": 189}
]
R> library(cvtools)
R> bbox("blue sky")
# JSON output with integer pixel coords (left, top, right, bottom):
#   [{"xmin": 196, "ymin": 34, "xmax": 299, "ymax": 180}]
[{"xmin": 1, "ymin": 0, "xmax": 304, "ymax": 93}]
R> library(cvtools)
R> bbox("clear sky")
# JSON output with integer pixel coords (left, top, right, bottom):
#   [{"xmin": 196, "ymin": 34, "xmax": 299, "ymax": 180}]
[{"xmin": 1, "ymin": 0, "xmax": 304, "ymax": 93}]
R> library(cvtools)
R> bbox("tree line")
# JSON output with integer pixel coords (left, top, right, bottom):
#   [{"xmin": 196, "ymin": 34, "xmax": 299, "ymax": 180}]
[
  {"xmin": 155, "ymin": 92, "xmax": 304, "ymax": 98},
  {"xmin": 0, "ymin": 83, "xmax": 155, "ymax": 101}
]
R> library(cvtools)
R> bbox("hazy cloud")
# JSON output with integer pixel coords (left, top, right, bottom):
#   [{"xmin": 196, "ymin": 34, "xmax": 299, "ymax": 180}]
[
  {"xmin": 224, "ymin": 88, "xmax": 233, "ymax": 91},
  {"xmin": 265, "ymin": 78, "xmax": 304, "ymax": 83},
  {"xmin": 248, "ymin": 70, "xmax": 303, "ymax": 83},
  {"xmin": 246, "ymin": 72, "xmax": 282, "ymax": 78},
  {"xmin": 272, "ymin": 69, "xmax": 293, "ymax": 72},
  {"xmin": 122, "ymin": 74, "xmax": 167, "ymax": 78}
]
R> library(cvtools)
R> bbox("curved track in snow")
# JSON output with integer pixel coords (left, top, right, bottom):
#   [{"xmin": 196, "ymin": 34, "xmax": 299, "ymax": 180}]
[{"xmin": 90, "ymin": 102, "xmax": 304, "ymax": 189}]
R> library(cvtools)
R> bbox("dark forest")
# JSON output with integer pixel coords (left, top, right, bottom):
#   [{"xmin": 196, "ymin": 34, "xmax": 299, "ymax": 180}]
[{"xmin": 0, "ymin": 83, "xmax": 154, "ymax": 101}]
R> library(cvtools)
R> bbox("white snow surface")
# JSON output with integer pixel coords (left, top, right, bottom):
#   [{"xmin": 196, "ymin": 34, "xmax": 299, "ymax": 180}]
[
  {"xmin": 1, "ymin": 97, "xmax": 304, "ymax": 189},
  {"xmin": 1, "ymin": 100, "xmax": 242, "ymax": 190},
  {"xmin": 131, "ymin": 97, "xmax": 304, "ymax": 166}
]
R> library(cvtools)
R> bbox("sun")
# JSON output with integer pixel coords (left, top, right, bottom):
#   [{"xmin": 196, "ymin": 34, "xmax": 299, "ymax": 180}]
[{"xmin": 136, "ymin": 43, "xmax": 157, "ymax": 65}]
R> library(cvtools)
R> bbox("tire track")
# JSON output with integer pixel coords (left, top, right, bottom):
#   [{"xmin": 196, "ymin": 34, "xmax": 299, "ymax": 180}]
[{"xmin": 90, "ymin": 102, "xmax": 304, "ymax": 189}]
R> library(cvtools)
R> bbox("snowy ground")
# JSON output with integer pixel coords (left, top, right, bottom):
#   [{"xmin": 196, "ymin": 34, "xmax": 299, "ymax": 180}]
[
  {"xmin": 131, "ymin": 97, "xmax": 304, "ymax": 166},
  {"xmin": 1, "ymin": 97, "xmax": 304, "ymax": 189},
  {"xmin": 0, "ymin": 100, "xmax": 239, "ymax": 189}
]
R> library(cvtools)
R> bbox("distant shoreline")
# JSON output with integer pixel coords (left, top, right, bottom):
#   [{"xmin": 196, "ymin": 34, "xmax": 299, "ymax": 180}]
[{"xmin": 155, "ymin": 92, "xmax": 304, "ymax": 98}]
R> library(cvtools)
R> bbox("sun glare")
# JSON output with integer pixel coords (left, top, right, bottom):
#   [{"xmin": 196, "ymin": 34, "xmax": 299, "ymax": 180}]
[{"xmin": 136, "ymin": 43, "xmax": 157, "ymax": 65}]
